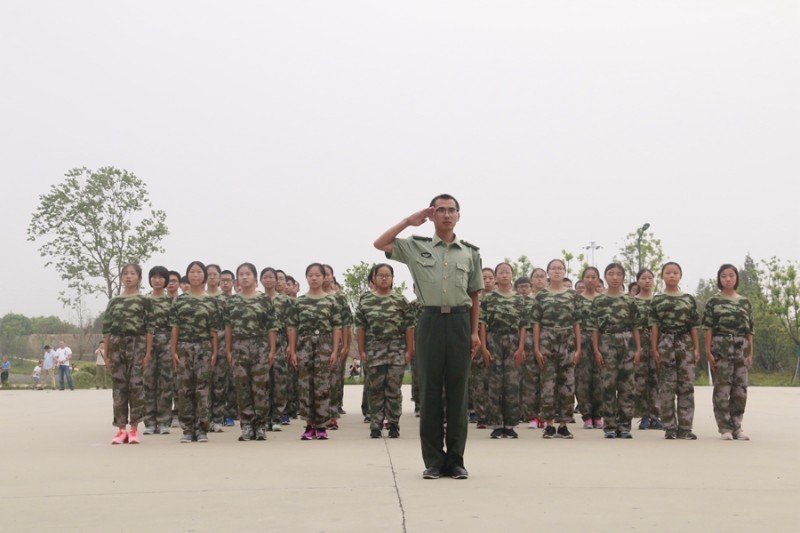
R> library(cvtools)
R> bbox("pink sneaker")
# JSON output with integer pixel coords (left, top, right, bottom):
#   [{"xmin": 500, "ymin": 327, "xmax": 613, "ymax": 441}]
[
  {"xmin": 583, "ymin": 419, "xmax": 593, "ymax": 429},
  {"xmin": 528, "ymin": 418, "xmax": 539, "ymax": 429},
  {"xmin": 111, "ymin": 429, "xmax": 128, "ymax": 445},
  {"xmin": 128, "ymin": 427, "xmax": 140, "ymax": 444},
  {"xmin": 301, "ymin": 426, "xmax": 315, "ymax": 440},
  {"xmin": 593, "ymin": 418, "xmax": 604, "ymax": 429},
  {"xmin": 316, "ymin": 428, "xmax": 329, "ymax": 440}
]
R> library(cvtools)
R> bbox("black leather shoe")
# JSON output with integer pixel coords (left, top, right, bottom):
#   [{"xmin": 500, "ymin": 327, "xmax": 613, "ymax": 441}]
[
  {"xmin": 423, "ymin": 467, "xmax": 442, "ymax": 479},
  {"xmin": 448, "ymin": 465, "xmax": 469, "ymax": 479}
]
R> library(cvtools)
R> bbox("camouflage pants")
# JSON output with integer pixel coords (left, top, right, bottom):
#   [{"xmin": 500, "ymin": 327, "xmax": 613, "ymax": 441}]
[
  {"xmin": 658, "ymin": 332, "xmax": 695, "ymax": 431},
  {"xmin": 286, "ymin": 359, "xmax": 300, "ymax": 418},
  {"xmin": 176, "ymin": 340, "xmax": 212, "ymax": 434},
  {"xmin": 143, "ymin": 331, "xmax": 174, "ymax": 428},
  {"xmin": 599, "ymin": 331, "xmax": 635, "ymax": 432},
  {"xmin": 711, "ymin": 335, "xmax": 749, "ymax": 434},
  {"xmin": 634, "ymin": 331, "xmax": 660, "ymax": 419},
  {"xmin": 367, "ymin": 363, "xmax": 405, "ymax": 431},
  {"xmin": 469, "ymin": 356, "xmax": 489, "ymax": 423},
  {"xmin": 520, "ymin": 330, "xmax": 541, "ymax": 420},
  {"xmin": 268, "ymin": 340, "xmax": 289, "ymax": 424},
  {"xmin": 297, "ymin": 333, "xmax": 334, "ymax": 427},
  {"xmin": 329, "ymin": 346, "xmax": 346, "ymax": 420},
  {"xmin": 486, "ymin": 331, "xmax": 521, "ymax": 428},
  {"xmin": 575, "ymin": 332, "xmax": 603, "ymax": 420},
  {"xmin": 231, "ymin": 337, "xmax": 270, "ymax": 428},
  {"xmin": 210, "ymin": 336, "xmax": 235, "ymax": 424},
  {"xmin": 539, "ymin": 327, "xmax": 576, "ymax": 423},
  {"xmin": 108, "ymin": 334, "xmax": 146, "ymax": 427}
]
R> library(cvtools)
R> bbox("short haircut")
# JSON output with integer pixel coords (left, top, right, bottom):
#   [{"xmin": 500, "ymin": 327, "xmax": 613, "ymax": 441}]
[
  {"xmin": 716, "ymin": 264, "xmax": 739, "ymax": 290},
  {"xmin": 514, "ymin": 277, "xmax": 531, "ymax": 288},
  {"xmin": 148, "ymin": 266, "xmax": 169, "ymax": 287},
  {"xmin": 429, "ymin": 193, "xmax": 460, "ymax": 211}
]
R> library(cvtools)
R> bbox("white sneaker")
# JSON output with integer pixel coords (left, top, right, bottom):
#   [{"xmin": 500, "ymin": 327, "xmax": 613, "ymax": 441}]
[
  {"xmin": 271, "ymin": 422, "xmax": 282, "ymax": 432},
  {"xmin": 720, "ymin": 432, "xmax": 733, "ymax": 440},
  {"xmin": 733, "ymin": 430, "xmax": 750, "ymax": 441}
]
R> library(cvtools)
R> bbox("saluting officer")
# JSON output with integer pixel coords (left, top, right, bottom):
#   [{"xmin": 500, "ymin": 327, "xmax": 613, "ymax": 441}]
[{"xmin": 374, "ymin": 193, "xmax": 483, "ymax": 480}]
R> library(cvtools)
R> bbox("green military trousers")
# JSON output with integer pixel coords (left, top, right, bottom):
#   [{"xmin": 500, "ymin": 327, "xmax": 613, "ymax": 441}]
[{"xmin": 416, "ymin": 309, "xmax": 471, "ymax": 470}]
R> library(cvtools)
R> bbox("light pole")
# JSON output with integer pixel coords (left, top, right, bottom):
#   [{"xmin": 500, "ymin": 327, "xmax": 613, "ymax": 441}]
[
  {"xmin": 636, "ymin": 223, "xmax": 651, "ymax": 273},
  {"xmin": 583, "ymin": 241, "xmax": 603, "ymax": 266}
]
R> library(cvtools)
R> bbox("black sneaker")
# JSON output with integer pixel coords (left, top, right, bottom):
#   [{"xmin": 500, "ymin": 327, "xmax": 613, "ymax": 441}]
[
  {"xmin": 638, "ymin": 417, "xmax": 651, "ymax": 430},
  {"xmin": 370, "ymin": 428, "xmax": 381, "ymax": 439},
  {"xmin": 665, "ymin": 430, "xmax": 677, "ymax": 440},
  {"xmin": 363, "ymin": 416, "xmax": 371, "ymax": 423},
  {"xmin": 468, "ymin": 412, "xmax": 477, "ymax": 423},
  {"xmin": 490, "ymin": 428, "xmax": 505, "ymax": 439},
  {"xmin": 618, "ymin": 430, "xmax": 633, "ymax": 439},
  {"xmin": 678, "ymin": 430, "xmax": 698, "ymax": 440},
  {"xmin": 388, "ymin": 424, "xmax": 400, "ymax": 439},
  {"xmin": 604, "ymin": 430, "xmax": 617, "ymax": 439},
  {"xmin": 557, "ymin": 426, "xmax": 573, "ymax": 439},
  {"xmin": 650, "ymin": 418, "xmax": 664, "ymax": 430},
  {"xmin": 542, "ymin": 426, "xmax": 556, "ymax": 439},
  {"xmin": 423, "ymin": 467, "xmax": 442, "ymax": 479},
  {"xmin": 505, "ymin": 428, "xmax": 519, "ymax": 439}
]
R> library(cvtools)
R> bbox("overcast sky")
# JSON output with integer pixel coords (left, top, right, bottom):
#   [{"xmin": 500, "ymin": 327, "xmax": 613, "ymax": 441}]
[{"xmin": 1, "ymin": 1, "xmax": 798, "ymax": 322}]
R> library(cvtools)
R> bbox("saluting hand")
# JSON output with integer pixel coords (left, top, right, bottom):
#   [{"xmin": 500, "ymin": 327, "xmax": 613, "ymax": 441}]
[{"xmin": 407, "ymin": 207, "xmax": 435, "ymax": 227}]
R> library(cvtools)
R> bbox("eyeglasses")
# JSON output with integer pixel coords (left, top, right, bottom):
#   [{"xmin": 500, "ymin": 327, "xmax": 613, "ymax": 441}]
[
  {"xmin": 376, "ymin": 273, "xmax": 393, "ymax": 279},
  {"xmin": 434, "ymin": 207, "xmax": 458, "ymax": 216}
]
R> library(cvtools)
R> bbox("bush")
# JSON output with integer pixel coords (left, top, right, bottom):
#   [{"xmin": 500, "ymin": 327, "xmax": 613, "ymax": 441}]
[{"xmin": 71, "ymin": 369, "xmax": 96, "ymax": 389}]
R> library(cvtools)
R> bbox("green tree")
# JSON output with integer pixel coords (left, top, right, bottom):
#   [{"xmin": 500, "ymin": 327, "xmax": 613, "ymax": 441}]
[
  {"xmin": 760, "ymin": 257, "xmax": 800, "ymax": 380},
  {"xmin": 340, "ymin": 261, "xmax": 408, "ymax": 313},
  {"xmin": 614, "ymin": 227, "xmax": 665, "ymax": 284},
  {"xmin": 560, "ymin": 249, "xmax": 587, "ymax": 280},
  {"xmin": 27, "ymin": 167, "xmax": 168, "ymax": 307},
  {"xmin": 0, "ymin": 313, "xmax": 33, "ymax": 355},
  {"xmin": 503, "ymin": 255, "xmax": 534, "ymax": 281}
]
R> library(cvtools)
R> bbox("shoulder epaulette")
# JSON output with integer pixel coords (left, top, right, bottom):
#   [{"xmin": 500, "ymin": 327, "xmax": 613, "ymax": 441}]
[
  {"xmin": 460, "ymin": 239, "xmax": 479, "ymax": 251},
  {"xmin": 412, "ymin": 235, "xmax": 432, "ymax": 242}
]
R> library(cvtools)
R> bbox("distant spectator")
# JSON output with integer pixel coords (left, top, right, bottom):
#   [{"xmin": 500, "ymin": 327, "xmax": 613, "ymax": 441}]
[
  {"xmin": 55, "ymin": 340, "xmax": 74, "ymax": 391},
  {"xmin": 1, "ymin": 356, "xmax": 10, "ymax": 387},
  {"xmin": 32, "ymin": 361, "xmax": 42, "ymax": 390},
  {"xmin": 349, "ymin": 358, "xmax": 362, "ymax": 381},
  {"xmin": 42, "ymin": 345, "xmax": 57, "ymax": 389},
  {"xmin": 95, "ymin": 340, "xmax": 108, "ymax": 389}
]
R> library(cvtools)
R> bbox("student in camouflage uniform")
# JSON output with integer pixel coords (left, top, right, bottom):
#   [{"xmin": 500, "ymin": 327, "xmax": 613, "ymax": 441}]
[
  {"xmin": 167, "ymin": 270, "xmax": 182, "ymax": 427},
  {"xmin": 407, "ymin": 290, "xmax": 422, "ymax": 418},
  {"xmin": 143, "ymin": 266, "xmax": 175, "ymax": 435},
  {"xmin": 170, "ymin": 261, "xmax": 220, "ymax": 443},
  {"xmin": 206, "ymin": 264, "xmax": 234, "ymax": 432},
  {"xmin": 356, "ymin": 264, "xmax": 414, "ymax": 438},
  {"xmin": 225, "ymin": 263, "xmax": 279, "ymax": 441},
  {"xmin": 588, "ymin": 263, "xmax": 641, "ymax": 439},
  {"xmin": 650, "ymin": 262, "xmax": 701, "ymax": 440},
  {"xmin": 286, "ymin": 263, "xmax": 343, "ymax": 440},
  {"xmin": 481, "ymin": 263, "xmax": 526, "ymax": 438},
  {"xmin": 521, "ymin": 267, "xmax": 547, "ymax": 429},
  {"xmin": 531, "ymin": 260, "xmax": 581, "ymax": 439},
  {"xmin": 277, "ymin": 270, "xmax": 300, "ymax": 419},
  {"xmin": 633, "ymin": 269, "xmax": 662, "ymax": 430},
  {"xmin": 262, "ymin": 267, "xmax": 294, "ymax": 430},
  {"xmin": 103, "ymin": 264, "xmax": 151, "ymax": 445},
  {"xmin": 323, "ymin": 265, "xmax": 353, "ymax": 430},
  {"xmin": 471, "ymin": 269, "xmax": 496, "ymax": 428},
  {"xmin": 575, "ymin": 267, "xmax": 604, "ymax": 429},
  {"xmin": 703, "ymin": 264, "xmax": 754, "ymax": 441}
]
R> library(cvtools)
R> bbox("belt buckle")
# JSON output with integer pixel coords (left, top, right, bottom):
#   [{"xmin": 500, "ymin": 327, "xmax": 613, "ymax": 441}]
[
  {"xmin": 314, "ymin": 329, "xmax": 320, "ymax": 335},
  {"xmin": 441, "ymin": 305, "xmax": 451, "ymax": 314}
]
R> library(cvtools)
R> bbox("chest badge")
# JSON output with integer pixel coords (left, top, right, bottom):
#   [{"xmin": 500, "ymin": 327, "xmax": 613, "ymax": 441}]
[{"xmin": 421, "ymin": 252, "xmax": 432, "ymax": 258}]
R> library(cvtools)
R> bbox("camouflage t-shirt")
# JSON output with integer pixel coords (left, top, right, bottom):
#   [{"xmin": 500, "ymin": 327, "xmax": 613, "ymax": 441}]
[
  {"xmin": 480, "ymin": 291, "xmax": 525, "ymax": 331},
  {"xmin": 285, "ymin": 294, "xmax": 343, "ymax": 334},
  {"xmin": 633, "ymin": 296, "xmax": 653, "ymax": 331},
  {"xmin": 702, "ymin": 294, "xmax": 754, "ymax": 335},
  {"xmin": 355, "ymin": 292, "xmax": 414, "ymax": 341},
  {"xmin": 331, "ymin": 292, "xmax": 354, "ymax": 329},
  {"xmin": 648, "ymin": 293, "xmax": 700, "ymax": 331},
  {"xmin": 170, "ymin": 293, "xmax": 220, "ymax": 341},
  {"xmin": 531, "ymin": 289, "xmax": 581, "ymax": 328},
  {"xmin": 269, "ymin": 293, "xmax": 294, "ymax": 337},
  {"xmin": 577, "ymin": 294, "xmax": 597, "ymax": 327},
  {"xmin": 407, "ymin": 299, "xmax": 422, "ymax": 326},
  {"xmin": 208, "ymin": 292, "xmax": 228, "ymax": 332},
  {"xmin": 585, "ymin": 293, "xmax": 637, "ymax": 332},
  {"xmin": 224, "ymin": 292, "xmax": 279, "ymax": 338},
  {"xmin": 103, "ymin": 294, "xmax": 151, "ymax": 336},
  {"xmin": 148, "ymin": 293, "xmax": 173, "ymax": 332}
]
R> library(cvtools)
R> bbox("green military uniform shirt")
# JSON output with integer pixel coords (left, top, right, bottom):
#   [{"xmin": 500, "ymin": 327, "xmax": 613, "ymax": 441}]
[
  {"xmin": 702, "ymin": 295, "xmax": 754, "ymax": 335},
  {"xmin": 388, "ymin": 234, "xmax": 483, "ymax": 307},
  {"xmin": 103, "ymin": 294, "xmax": 151, "ymax": 336},
  {"xmin": 224, "ymin": 292, "xmax": 280, "ymax": 338}
]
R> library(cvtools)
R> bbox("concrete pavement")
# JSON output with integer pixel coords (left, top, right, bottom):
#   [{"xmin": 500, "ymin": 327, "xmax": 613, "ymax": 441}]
[{"xmin": 1, "ymin": 385, "xmax": 798, "ymax": 532}]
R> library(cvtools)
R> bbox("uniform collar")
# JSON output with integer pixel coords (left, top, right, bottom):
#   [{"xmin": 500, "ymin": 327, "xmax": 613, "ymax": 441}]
[{"xmin": 432, "ymin": 234, "xmax": 462, "ymax": 248}]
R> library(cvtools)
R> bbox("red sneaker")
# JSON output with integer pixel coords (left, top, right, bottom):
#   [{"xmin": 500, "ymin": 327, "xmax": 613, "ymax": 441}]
[
  {"xmin": 111, "ymin": 429, "xmax": 128, "ymax": 445},
  {"xmin": 128, "ymin": 427, "xmax": 140, "ymax": 444}
]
